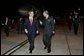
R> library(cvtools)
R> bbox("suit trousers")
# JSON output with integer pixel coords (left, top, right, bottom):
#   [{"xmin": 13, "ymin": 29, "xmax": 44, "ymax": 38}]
[
  {"xmin": 68, "ymin": 22, "xmax": 72, "ymax": 31},
  {"xmin": 73, "ymin": 24, "xmax": 79, "ymax": 35},
  {"xmin": 4, "ymin": 25, "xmax": 9, "ymax": 37},
  {"xmin": 43, "ymin": 33, "xmax": 52, "ymax": 50},
  {"xmin": 27, "ymin": 34, "xmax": 35, "ymax": 51}
]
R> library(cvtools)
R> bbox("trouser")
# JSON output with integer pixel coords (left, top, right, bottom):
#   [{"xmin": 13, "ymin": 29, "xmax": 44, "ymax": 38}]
[
  {"xmin": 27, "ymin": 34, "xmax": 35, "ymax": 51},
  {"xmin": 73, "ymin": 24, "xmax": 79, "ymax": 35},
  {"xmin": 17, "ymin": 24, "xmax": 23, "ymax": 34},
  {"xmin": 68, "ymin": 23, "xmax": 72, "ymax": 31},
  {"xmin": 43, "ymin": 33, "xmax": 52, "ymax": 51},
  {"xmin": 4, "ymin": 25, "xmax": 9, "ymax": 37}
]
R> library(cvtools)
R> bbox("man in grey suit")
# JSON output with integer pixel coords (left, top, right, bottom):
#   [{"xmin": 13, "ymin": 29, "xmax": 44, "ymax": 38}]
[
  {"xmin": 4, "ymin": 17, "xmax": 10, "ymax": 37},
  {"xmin": 40, "ymin": 10, "xmax": 55, "ymax": 53}
]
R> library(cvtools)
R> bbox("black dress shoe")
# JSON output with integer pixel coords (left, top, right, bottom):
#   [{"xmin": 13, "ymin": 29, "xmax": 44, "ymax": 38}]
[
  {"xmin": 44, "ymin": 47, "xmax": 47, "ymax": 49},
  {"xmin": 47, "ymin": 50, "xmax": 51, "ymax": 53},
  {"xmin": 29, "ymin": 50, "xmax": 32, "ymax": 53}
]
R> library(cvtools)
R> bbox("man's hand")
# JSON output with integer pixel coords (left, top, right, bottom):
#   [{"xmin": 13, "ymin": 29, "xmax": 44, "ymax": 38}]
[
  {"xmin": 2, "ymin": 23, "xmax": 4, "ymax": 25},
  {"xmin": 25, "ymin": 29, "xmax": 28, "ymax": 33},
  {"xmin": 52, "ymin": 31, "xmax": 55, "ymax": 34},
  {"xmin": 36, "ymin": 30, "xmax": 39, "ymax": 34},
  {"xmin": 39, "ymin": 20, "xmax": 42, "ymax": 25}
]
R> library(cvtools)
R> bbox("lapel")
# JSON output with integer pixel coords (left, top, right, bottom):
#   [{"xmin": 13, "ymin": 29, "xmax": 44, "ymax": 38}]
[{"xmin": 45, "ymin": 16, "xmax": 50, "ymax": 22}]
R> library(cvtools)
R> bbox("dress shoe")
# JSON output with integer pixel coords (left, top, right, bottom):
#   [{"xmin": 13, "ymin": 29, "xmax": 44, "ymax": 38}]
[
  {"xmin": 29, "ymin": 50, "xmax": 32, "ymax": 53},
  {"xmin": 44, "ymin": 46, "xmax": 47, "ymax": 49},
  {"xmin": 47, "ymin": 49, "xmax": 51, "ymax": 53}
]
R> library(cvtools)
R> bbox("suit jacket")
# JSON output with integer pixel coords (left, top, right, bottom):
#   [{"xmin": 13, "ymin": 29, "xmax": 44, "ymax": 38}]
[
  {"xmin": 24, "ymin": 17, "xmax": 38, "ymax": 36},
  {"xmin": 72, "ymin": 16, "xmax": 80, "ymax": 25},
  {"xmin": 42, "ymin": 16, "xmax": 54, "ymax": 35}
]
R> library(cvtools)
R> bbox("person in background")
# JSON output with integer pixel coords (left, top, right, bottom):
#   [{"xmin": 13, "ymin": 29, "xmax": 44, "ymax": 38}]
[
  {"xmin": 72, "ymin": 11, "xmax": 80, "ymax": 35},
  {"xmin": 4, "ymin": 17, "xmax": 10, "ymax": 37},
  {"xmin": 17, "ymin": 17, "xmax": 24, "ymax": 34},
  {"xmin": 67, "ymin": 13, "xmax": 73, "ymax": 31}
]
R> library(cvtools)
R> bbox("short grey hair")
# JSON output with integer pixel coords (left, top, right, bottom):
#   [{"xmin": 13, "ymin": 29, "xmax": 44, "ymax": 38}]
[{"xmin": 43, "ymin": 10, "xmax": 49, "ymax": 14}]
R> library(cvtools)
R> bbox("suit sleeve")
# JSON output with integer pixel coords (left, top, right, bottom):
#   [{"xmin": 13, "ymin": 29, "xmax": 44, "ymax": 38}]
[
  {"xmin": 42, "ymin": 19, "xmax": 45, "ymax": 26},
  {"xmin": 35, "ymin": 18, "xmax": 39, "ymax": 31},
  {"xmin": 24, "ymin": 19, "xmax": 27, "ymax": 29},
  {"xmin": 51, "ymin": 17, "xmax": 54, "ymax": 31}
]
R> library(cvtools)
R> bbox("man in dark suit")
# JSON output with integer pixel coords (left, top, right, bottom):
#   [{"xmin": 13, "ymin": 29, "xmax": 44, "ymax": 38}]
[
  {"xmin": 4, "ymin": 17, "xmax": 10, "ymax": 37},
  {"xmin": 72, "ymin": 11, "xmax": 80, "ymax": 35},
  {"xmin": 40, "ymin": 10, "xmax": 55, "ymax": 53},
  {"xmin": 17, "ymin": 17, "xmax": 24, "ymax": 34},
  {"xmin": 24, "ymin": 10, "xmax": 38, "ymax": 53},
  {"xmin": 67, "ymin": 13, "xmax": 73, "ymax": 31}
]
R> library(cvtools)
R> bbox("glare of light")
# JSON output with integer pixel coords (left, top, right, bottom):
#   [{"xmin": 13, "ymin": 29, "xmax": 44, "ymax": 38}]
[
  {"xmin": 78, "ymin": 8, "xmax": 80, "ymax": 10},
  {"xmin": 18, "ymin": 9, "xmax": 28, "ymax": 15}
]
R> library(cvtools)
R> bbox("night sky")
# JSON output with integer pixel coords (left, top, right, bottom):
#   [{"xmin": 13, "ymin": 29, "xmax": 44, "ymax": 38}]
[{"xmin": 1, "ymin": 0, "xmax": 82, "ymax": 16}]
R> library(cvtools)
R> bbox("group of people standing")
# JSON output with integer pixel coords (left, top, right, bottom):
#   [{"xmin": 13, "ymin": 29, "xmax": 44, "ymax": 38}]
[
  {"xmin": 64, "ymin": 11, "xmax": 80, "ymax": 35},
  {"xmin": 1, "ymin": 17, "xmax": 15, "ymax": 37}
]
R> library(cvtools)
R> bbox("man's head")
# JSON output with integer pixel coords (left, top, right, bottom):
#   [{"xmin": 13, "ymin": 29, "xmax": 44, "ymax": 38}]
[
  {"xmin": 28, "ymin": 10, "xmax": 34, "ymax": 17},
  {"xmin": 6, "ymin": 17, "xmax": 8, "ymax": 20},
  {"xmin": 43, "ymin": 10, "xmax": 49, "ymax": 17}
]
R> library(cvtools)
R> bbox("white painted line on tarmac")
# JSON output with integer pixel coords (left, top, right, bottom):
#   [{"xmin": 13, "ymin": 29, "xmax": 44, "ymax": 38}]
[{"xmin": 5, "ymin": 46, "xmax": 20, "ymax": 55}]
